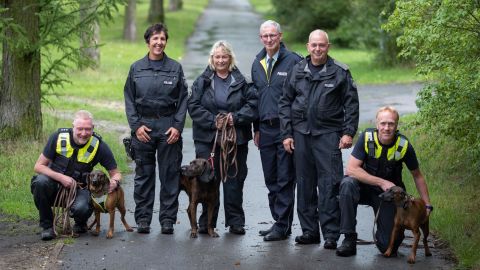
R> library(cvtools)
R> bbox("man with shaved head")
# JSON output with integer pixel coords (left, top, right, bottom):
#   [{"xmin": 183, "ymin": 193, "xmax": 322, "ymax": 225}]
[{"xmin": 279, "ymin": 29, "xmax": 359, "ymax": 249}]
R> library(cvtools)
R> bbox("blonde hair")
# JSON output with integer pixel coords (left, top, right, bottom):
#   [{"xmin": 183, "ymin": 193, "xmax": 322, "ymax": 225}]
[
  {"xmin": 376, "ymin": 106, "xmax": 399, "ymax": 123},
  {"xmin": 208, "ymin": 40, "xmax": 237, "ymax": 72}
]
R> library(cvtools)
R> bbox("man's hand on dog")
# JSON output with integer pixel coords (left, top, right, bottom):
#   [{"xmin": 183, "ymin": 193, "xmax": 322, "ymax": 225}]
[
  {"xmin": 108, "ymin": 180, "xmax": 119, "ymax": 193},
  {"xmin": 380, "ymin": 179, "xmax": 395, "ymax": 192}
]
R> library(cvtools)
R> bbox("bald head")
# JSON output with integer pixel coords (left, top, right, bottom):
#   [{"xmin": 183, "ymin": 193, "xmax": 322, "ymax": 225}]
[{"xmin": 309, "ymin": 29, "xmax": 329, "ymax": 43}]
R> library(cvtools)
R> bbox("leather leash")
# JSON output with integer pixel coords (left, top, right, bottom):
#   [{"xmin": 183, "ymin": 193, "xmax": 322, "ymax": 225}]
[
  {"xmin": 215, "ymin": 113, "xmax": 237, "ymax": 182},
  {"xmin": 53, "ymin": 180, "xmax": 78, "ymax": 237}
]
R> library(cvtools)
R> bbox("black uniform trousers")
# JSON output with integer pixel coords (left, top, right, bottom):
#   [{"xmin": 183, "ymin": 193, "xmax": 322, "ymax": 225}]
[
  {"xmin": 195, "ymin": 141, "xmax": 248, "ymax": 228},
  {"xmin": 259, "ymin": 122, "xmax": 295, "ymax": 234},
  {"xmin": 132, "ymin": 116, "xmax": 183, "ymax": 226},
  {"xmin": 339, "ymin": 176, "xmax": 404, "ymax": 253},
  {"xmin": 31, "ymin": 174, "xmax": 92, "ymax": 229},
  {"xmin": 293, "ymin": 131, "xmax": 342, "ymax": 241}
]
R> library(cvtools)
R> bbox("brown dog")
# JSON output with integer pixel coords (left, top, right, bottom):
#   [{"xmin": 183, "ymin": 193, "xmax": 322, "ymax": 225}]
[
  {"xmin": 180, "ymin": 158, "xmax": 219, "ymax": 238},
  {"xmin": 381, "ymin": 186, "xmax": 432, "ymax": 263},
  {"xmin": 87, "ymin": 170, "xmax": 133, "ymax": 238}
]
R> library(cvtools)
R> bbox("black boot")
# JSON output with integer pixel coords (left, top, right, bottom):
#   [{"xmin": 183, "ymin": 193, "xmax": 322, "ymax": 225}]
[{"xmin": 336, "ymin": 233, "xmax": 357, "ymax": 257}]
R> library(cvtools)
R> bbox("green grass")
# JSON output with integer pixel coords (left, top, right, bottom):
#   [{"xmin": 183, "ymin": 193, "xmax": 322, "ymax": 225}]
[{"xmin": 249, "ymin": 0, "xmax": 420, "ymax": 85}]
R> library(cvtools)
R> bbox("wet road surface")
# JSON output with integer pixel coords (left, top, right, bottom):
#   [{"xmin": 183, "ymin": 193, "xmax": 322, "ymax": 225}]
[{"xmin": 59, "ymin": 0, "xmax": 453, "ymax": 269}]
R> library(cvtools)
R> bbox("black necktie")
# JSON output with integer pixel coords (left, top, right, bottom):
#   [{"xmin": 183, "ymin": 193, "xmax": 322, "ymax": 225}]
[{"xmin": 267, "ymin": 58, "xmax": 273, "ymax": 81}]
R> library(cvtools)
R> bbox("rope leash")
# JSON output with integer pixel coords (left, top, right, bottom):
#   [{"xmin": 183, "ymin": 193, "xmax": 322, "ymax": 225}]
[{"xmin": 53, "ymin": 180, "xmax": 78, "ymax": 237}]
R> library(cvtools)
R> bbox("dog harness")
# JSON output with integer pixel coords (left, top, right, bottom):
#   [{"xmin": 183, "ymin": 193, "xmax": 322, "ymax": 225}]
[{"xmin": 91, "ymin": 192, "xmax": 109, "ymax": 213}]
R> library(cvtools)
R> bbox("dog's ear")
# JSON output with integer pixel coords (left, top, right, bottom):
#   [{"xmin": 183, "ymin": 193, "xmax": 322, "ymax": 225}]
[
  {"xmin": 198, "ymin": 159, "xmax": 214, "ymax": 183},
  {"xmin": 101, "ymin": 172, "xmax": 108, "ymax": 184},
  {"xmin": 206, "ymin": 161, "xmax": 215, "ymax": 181}
]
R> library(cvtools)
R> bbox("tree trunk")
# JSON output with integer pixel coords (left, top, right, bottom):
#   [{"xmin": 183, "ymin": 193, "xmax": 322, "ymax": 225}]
[
  {"xmin": 0, "ymin": 0, "xmax": 42, "ymax": 140},
  {"xmin": 148, "ymin": 0, "xmax": 164, "ymax": 24},
  {"xmin": 123, "ymin": 0, "xmax": 137, "ymax": 41},
  {"xmin": 80, "ymin": 0, "xmax": 100, "ymax": 68},
  {"xmin": 168, "ymin": 0, "xmax": 183, "ymax": 11}
]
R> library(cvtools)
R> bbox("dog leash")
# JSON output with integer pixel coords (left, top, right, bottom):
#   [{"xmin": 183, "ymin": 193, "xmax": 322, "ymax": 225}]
[
  {"xmin": 371, "ymin": 200, "xmax": 383, "ymax": 245},
  {"xmin": 53, "ymin": 180, "xmax": 78, "ymax": 237},
  {"xmin": 209, "ymin": 130, "xmax": 218, "ymax": 170},
  {"xmin": 215, "ymin": 113, "xmax": 238, "ymax": 182}
]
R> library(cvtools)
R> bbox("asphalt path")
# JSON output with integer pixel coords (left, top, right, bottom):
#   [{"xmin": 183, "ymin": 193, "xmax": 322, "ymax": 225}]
[{"xmin": 59, "ymin": 0, "xmax": 454, "ymax": 269}]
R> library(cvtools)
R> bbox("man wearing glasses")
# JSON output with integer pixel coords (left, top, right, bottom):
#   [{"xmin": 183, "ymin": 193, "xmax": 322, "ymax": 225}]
[
  {"xmin": 251, "ymin": 20, "xmax": 302, "ymax": 241},
  {"xmin": 279, "ymin": 30, "xmax": 359, "ymax": 249}
]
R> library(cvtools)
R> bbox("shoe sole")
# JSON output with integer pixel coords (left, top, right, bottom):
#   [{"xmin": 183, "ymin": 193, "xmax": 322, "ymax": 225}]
[{"xmin": 161, "ymin": 229, "xmax": 174, "ymax": 234}]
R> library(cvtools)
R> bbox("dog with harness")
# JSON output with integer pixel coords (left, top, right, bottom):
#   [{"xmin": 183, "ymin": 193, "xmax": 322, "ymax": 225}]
[
  {"xmin": 379, "ymin": 186, "xmax": 432, "ymax": 264},
  {"xmin": 87, "ymin": 170, "xmax": 133, "ymax": 238},
  {"xmin": 337, "ymin": 106, "xmax": 432, "ymax": 260}
]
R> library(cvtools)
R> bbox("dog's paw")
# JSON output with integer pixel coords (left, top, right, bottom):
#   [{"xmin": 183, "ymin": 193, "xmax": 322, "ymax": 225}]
[
  {"xmin": 190, "ymin": 232, "xmax": 198, "ymax": 238},
  {"xmin": 106, "ymin": 231, "xmax": 114, "ymax": 239},
  {"xmin": 126, "ymin": 227, "xmax": 134, "ymax": 232},
  {"xmin": 383, "ymin": 251, "xmax": 391, "ymax": 257},
  {"xmin": 210, "ymin": 232, "xmax": 219, "ymax": 238},
  {"xmin": 407, "ymin": 256, "xmax": 416, "ymax": 264},
  {"xmin": 90, "ymin": 231, "xmax": 99, "ymax": 237}
]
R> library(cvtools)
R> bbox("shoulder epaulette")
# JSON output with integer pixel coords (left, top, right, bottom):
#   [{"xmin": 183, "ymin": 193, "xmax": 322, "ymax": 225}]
[
  {"xmin": 333, "ymin": 59, "xmax": 349, "ymax": 71},
  {"xmin": 292, "ymin": 51, "xmax": 303, "ymax": 59},
  {"xmin": 93, "ymin": 132, "xmax": 102, "ymax": 140}
]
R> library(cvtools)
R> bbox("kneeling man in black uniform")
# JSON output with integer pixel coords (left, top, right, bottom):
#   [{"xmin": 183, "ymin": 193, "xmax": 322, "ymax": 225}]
[
  {"xmin": 336, "ymin": 106, "xmax": 432, "ymax": 256},
  {"xmin": 31, "ymin": 110, "xmax": 121, "ymax": 240}
]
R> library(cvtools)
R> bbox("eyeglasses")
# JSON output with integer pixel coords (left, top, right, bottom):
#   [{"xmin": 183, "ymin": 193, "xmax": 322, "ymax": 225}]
[{"xmin": 260, "ymin": 33, "xmax": 279, "ymax": 40}]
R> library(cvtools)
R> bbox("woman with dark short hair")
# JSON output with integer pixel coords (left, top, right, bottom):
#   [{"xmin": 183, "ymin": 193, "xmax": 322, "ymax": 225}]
[{"xmin": 124, "ymin": 23, "xmax": 188, "ymax": 235}]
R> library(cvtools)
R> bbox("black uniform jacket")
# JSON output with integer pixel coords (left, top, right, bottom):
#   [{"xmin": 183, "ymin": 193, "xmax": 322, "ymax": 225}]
[
  {"xmin": 124, "ymin": 54, "xmax": 188, "ymax": 133},
  {"xmin": 188, "ymin": 66, "xmax": 258, "ymax": 145},
  {"xmin": 279, "ymin": 55, "xmax": 359, "ymax": 140}
]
